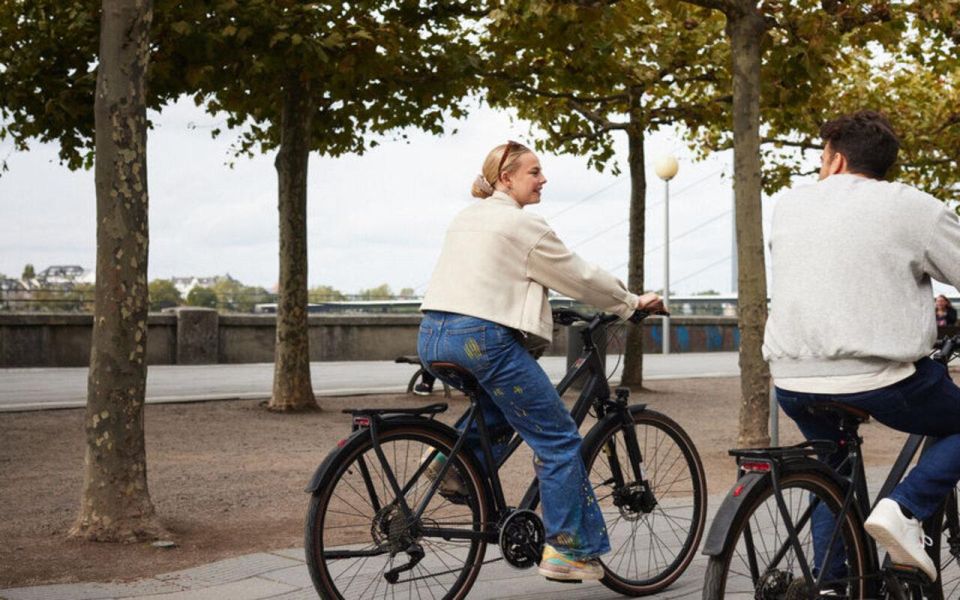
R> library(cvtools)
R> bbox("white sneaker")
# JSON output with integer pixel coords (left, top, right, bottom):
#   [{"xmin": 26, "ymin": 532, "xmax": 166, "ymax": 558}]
[{"xmin": 864, "ymin": 498, "xmax": 936, "ymax": 581}]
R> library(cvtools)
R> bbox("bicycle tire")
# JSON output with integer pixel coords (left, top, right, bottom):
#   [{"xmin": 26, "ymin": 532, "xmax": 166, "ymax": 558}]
[
  {"xmin": 305, "ymin": 423, "xmax": 489, "ymax": 600},
  {"xmin": 935, "ymin": 486, "xmax": 960, "ymax": 599},
  {"xmin": 583, "ymin": 406, "xmax": 707, "ymax": 596},
  {"xmin": 702, "ymin": 467, "xmax": 870, "ymax": 599}
]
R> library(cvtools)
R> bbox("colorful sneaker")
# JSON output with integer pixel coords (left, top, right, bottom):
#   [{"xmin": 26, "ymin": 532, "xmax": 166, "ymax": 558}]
[
  {"xmin": 864, "ymin": 498, "xmax": 936, "ymax": 581},
  {"xmin": 537, "ymin": 544, "xmax": 604, "ymax": 581}
]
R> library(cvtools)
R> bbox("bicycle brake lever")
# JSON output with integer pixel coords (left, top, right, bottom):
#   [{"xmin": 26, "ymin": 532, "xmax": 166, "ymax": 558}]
[{"xmin": 629, "ymin": 309, "xmax": 669, "ymax": 323}]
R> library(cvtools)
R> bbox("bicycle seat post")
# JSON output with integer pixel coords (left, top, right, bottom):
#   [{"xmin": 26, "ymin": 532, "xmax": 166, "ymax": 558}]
[{"xmin": 428, "ymin": 361, "xmax": 510, "ymax": 514}]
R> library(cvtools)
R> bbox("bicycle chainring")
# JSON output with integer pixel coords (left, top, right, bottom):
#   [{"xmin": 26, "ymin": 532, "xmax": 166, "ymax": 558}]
[
  {"xmin": 498, "ymin": 509, "xmax": 545, "ymax": 569},
  {"xmin": 755, "ymin": 569, "xmax": 795, "ymax": 599}
]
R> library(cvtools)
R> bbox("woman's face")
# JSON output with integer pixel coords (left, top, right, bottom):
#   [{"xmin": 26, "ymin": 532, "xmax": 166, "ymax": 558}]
[
  {"xmin": 937, "ymin": 296, "xmax": 948, "ymax": 310},
  {"xmin": 503, "ymin": 152, "xmax": 547, "ymax": 206}
]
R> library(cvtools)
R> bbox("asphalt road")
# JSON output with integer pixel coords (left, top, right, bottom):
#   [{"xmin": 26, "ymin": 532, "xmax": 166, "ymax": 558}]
[{"xmin": 0, "ymin": 352, "xmax": 739, "ymax": 412}]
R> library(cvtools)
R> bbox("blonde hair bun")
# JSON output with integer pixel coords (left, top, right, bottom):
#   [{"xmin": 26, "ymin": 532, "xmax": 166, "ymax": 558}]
[
  {"xmin": 471, "ymin": 174, "xmax": 495, "ymax": 198},
  {"xmin": 470, "ymin": 141, "xmax": 531, "ymax": 198}
]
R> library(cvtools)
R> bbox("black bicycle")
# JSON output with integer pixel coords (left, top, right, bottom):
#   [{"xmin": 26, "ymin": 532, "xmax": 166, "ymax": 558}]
[
  {"xmin": 701, "ymin": 335, "xmax": 960, "ymax": 599},
  {"xmin": 304, "ymin": 307, "xmax": 708, "ymax": 599}
]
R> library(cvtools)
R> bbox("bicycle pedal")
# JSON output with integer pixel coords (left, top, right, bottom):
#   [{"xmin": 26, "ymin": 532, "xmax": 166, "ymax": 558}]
[
  {"xmin": 886, "ymin": 564, "xmax": 931, "ymax": 584},
  {"xmin": 544, "ymin": 577, "xmax": 582, "ymax": 584}
]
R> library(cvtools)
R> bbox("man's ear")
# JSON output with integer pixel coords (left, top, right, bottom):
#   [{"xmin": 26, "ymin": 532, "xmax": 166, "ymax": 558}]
[{"xmin": 828, "ymin": 151, "xmax": 848, "ymax": 176}]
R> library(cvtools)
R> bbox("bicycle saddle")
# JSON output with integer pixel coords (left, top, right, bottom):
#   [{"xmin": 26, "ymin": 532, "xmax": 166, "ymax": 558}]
[
  {"xmin": 429, "ymin": 362, "xmax": 481, "ymax": 395},
  {"xmin": 807, "ymin": 401, "xmax": 871, "ymax": 425}
]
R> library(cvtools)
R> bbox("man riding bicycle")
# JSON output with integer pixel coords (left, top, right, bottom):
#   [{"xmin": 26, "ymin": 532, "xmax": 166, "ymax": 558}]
[{"xmin": 763, "ymin": 110, "xmax": 960, "ymax": 582}]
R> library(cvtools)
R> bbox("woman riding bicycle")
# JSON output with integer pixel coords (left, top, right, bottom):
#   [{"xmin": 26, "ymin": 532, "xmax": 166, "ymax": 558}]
[{"xmin": 418, "ymin": 140, "xmax": 663, "ymax": 582}]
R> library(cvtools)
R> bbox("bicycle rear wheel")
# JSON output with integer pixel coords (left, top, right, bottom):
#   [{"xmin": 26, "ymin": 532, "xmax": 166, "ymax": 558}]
[
  {"xmin": 702, "ymin": 469, "xmax": 870, "ymax": 599},
  {"xmin": 305, "ymin": 424, "xmax": 489, "ymax": 600},
  {"xmin": 584, "ymin": 407, "xmax": 707, "ymax": 596}
]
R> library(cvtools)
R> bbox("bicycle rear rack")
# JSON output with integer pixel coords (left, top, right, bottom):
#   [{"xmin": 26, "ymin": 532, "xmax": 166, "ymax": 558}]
[
  {"xmin": 729, "ymin": 440, "xmax": 838, "ymax": 466},
  {"xmin": 345, "ymin": 403, "xmax": 448, "ymax": 430}
]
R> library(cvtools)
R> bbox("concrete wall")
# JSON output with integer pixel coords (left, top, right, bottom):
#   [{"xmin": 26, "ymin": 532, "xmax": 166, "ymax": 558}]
[
  {"xmin": 0, "ymin": 313, "xmax": 177, "ymax": 367},
  {"xmin": 0, "ymin": 312, "xmax": 740, "ymax": 367}
]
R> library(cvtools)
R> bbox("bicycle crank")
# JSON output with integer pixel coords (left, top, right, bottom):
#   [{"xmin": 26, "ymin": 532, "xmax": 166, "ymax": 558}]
[{"xmin": 499, "ymin": 509, "xmax": 545, "ymax": 569}]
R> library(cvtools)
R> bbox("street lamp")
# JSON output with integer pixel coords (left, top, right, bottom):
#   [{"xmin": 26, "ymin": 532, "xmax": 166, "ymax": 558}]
[{"xmin": 654, "ymin": 155, "xmax": 679, "ymax": 355}]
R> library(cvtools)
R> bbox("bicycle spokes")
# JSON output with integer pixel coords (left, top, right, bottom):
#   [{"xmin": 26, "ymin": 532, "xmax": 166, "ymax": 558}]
[
  {"xmin": 308, "ymin": 431, "xmax": 487, "ymax": 600},
  {"xmin": 588, "ymin": 411, "xmax": 705, "ymax": 590}
]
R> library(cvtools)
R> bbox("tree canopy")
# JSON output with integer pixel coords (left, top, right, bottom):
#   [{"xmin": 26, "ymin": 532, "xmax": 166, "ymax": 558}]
[{"xmin": 485, "ymin": 1, "xmax": 727, "ymax": 172}]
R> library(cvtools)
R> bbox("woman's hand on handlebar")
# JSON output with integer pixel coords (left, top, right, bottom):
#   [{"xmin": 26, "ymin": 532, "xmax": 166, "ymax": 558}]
[{"xmin": 637, "ymin": 292, "xmax": 669, "ymax": 316}]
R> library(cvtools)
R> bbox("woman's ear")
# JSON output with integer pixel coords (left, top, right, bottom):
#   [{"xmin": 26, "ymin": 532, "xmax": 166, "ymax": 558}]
[{"xmin": 497, "ymin": 170, "xmax": 512, "ymax": 191}]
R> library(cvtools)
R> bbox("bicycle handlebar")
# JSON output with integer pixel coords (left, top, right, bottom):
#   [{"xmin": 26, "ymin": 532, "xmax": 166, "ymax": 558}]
[
  {"xmin": 551, "ymin": 307, "xmax": 666, "ymax": 330},
  {"xmin": 933, "ymin": 333, "xmax": 960, "ymax": 365}
]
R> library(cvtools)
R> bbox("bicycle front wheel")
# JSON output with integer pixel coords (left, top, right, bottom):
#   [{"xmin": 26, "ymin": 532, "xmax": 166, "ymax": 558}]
[
  {"xmin": 937, "ymin": 484, "xmax": 960, "ymax": 598},
  {"xmin": 584, "ymin": 407, "xmax": 707, "ymax": 596},
  {"xmin": 702, "ymin": 469, "xmax": 870, "ymax": 599},
  {"xmin": 305, "ymin": 424, "xmax": 489, "ymax": 600}
]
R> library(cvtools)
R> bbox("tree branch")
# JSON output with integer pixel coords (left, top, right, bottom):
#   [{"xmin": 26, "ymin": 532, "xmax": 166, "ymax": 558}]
[
  {"xmin": 555, "ymin": 127, "xmax": 610, "ymax": 145},
  {"xmin": 761, "ymin": 137, "xmax": 822, "ymax": 151},
  {"xmin": 820, "ymin": 0, "xmax": 892, "ymax": 33},
  {"xmin": 506, "ymin": 78, "xmax": 628, "ymax": 105},
  {"xmin": 568, "ymin": 99, "xmax": 628, "ymax": 130},
  {"xmin": 900, "ymin": 158, "xmax": 958, "ymax": 168},
  {"xmin": 679, "ymin": 0, "xmax": 735, "ymax": 13},
  {"xmin": 571, "ymin": 0, "xmax": 622, "ymax": 6}
]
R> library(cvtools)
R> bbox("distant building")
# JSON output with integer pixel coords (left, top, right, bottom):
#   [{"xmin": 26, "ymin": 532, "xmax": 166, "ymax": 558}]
[
  {"xmin": 0, "ymin": 278, "xmax": 25, "ymax": 292},
  {"xmin": 35, "ymin": 265, "xmax": 94, "ymax": 287},
  {"xmin": 171, "ymin": 274, "xmax": 237, "ymax": 297},
  {"xmin": 1, "ymin": 277, "xmax": 33, "ymax": 310}
]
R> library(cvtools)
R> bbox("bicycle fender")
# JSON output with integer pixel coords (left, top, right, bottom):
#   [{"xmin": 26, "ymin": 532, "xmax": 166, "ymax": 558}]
[
  {"xmin": 303, "ymin": 417, "xmax": 463, "ymax": 494},
  {"xmin": 304, "ymin": 427, "xmax": 368, "ymax": 494},
  {"xmin": 579, "ymin": 403, "xmax": 648, "ymax": 452},
  {"xmin": 701, "ymin": 471, "xmax": 768, "ymax": 556}
]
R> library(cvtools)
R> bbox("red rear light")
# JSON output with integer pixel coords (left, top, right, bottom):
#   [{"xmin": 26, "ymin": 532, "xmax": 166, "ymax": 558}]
[
  {"xmin": 353, "ymin": 416, "xmax": 370, "ymax": 427},
  {"xmin": 337, "ymin": 438, "xmax": 348, "ymax": 448},
  {"xmin": 733, "ymin": 483, "xmax": 745, "ymax": 497},
  {"xmin": 739, "ymin": 461, "xmax": 771, "ymax": 473}
]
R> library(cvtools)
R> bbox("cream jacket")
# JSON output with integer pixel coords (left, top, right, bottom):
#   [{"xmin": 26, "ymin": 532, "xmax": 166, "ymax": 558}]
[{"xmin": 420, "ymin": 191, "xmax": 641, "ymax": 342}]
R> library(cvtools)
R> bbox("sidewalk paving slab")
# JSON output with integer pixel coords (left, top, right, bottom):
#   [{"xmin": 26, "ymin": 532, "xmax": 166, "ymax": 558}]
[
  {"xmin": 0, "ymin": 579, "xmax": 184, "ymax": 600},
  {"xmin": 153, "ymin": 553, "xmax": 301, "ymax": 588},
  {"xmin": 135, "ymin": 578, "xmax": 297, "ymax": 600}
]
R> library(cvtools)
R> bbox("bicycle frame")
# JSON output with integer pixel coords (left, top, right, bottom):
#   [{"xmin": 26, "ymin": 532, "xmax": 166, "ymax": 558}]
[{"xmin": 362, "ymin": 314, "xmax": 648, "ymax": 544}]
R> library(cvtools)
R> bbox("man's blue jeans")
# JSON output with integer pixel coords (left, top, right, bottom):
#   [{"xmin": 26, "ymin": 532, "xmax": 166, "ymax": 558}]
[
  {"xmin": 417, "ymin": 311, "xmax": 610, "ymax": 559},
  {"xmin": 777, "ymin": 358, "xmax": 960, "ymax": 580}
]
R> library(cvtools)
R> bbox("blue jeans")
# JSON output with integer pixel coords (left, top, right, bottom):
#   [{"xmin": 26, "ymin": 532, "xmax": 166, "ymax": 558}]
[
  {"xmin": 777, "ymin": 358, "xmax": 960, "ymax": 580},
  {"xmin": 417, "ymin": 311, "xmax": 610, "ymax": 559}
]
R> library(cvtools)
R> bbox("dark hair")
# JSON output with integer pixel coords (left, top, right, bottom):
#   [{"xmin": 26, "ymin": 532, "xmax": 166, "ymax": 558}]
[{"xmin": 819, "ymin": 110, "xmax": 900, "ymax": 179}]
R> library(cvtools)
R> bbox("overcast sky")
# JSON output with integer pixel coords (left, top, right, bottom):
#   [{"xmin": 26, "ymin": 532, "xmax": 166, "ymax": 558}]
[{"xmin": 1, "ymin": 96, "xmax": 955, "ymax": 298}]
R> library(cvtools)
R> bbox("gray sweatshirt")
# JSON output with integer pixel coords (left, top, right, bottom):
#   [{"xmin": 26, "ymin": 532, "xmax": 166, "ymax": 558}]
[{"xmin": 763, "ymin": 174, "xmax": 960, "ymax": 379}]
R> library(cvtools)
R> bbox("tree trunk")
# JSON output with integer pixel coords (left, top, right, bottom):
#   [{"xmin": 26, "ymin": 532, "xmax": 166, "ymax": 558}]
[
  {"xmin": 621, "ymin": 125, "xmax": 647, "ymax": 388},
  {"xmin": 729, "ymin": 4, "xmax": 771, "ymax": 447},
  {"xmin": 72, "ymin": 0, "xmax": 164, "ymax": 541},
  {"xmin": 269, "ymin": 72, "xmax": 318, "ymax": 411}
]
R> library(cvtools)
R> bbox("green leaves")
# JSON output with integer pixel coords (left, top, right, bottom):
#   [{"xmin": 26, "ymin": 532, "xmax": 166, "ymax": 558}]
[
  {"xmin": 484, "ymin": 0, "xmax": 727, "ymax": 171},
  {"xmin": 1, "ymin": 1, "xmax": 485, "ymax": 169}
]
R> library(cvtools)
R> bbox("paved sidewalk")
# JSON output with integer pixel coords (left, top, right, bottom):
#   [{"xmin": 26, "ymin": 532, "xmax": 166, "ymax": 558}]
[
  {"xmin": 0, "ymin": 468, "xmax": 893, "ymax": 600},
  {"xmin": 0, "ymin": 544, "xmax": 710, "ymax": 600},
  {"xmin": 0, "ymin": 353, "xmax": 740, "ymax": 412}
]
